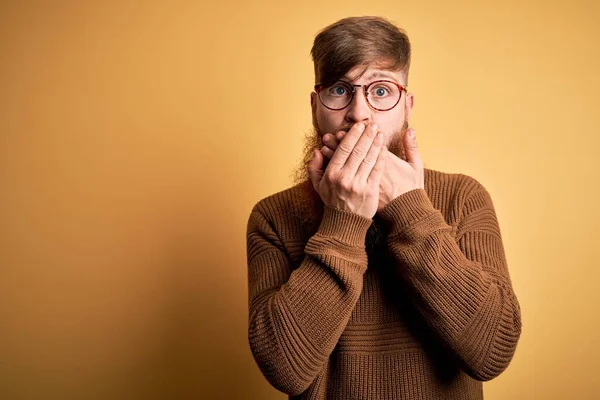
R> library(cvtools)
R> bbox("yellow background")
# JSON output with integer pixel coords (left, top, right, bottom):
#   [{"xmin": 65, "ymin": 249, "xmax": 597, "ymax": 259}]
[{"xmin": 1, "ymin": 1, "xmax": 598, "ymax": 399}]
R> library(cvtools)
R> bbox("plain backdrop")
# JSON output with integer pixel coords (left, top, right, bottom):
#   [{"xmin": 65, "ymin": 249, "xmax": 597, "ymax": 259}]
[{"xmin": 1, "ymin": 1, "xmax": 599, "ymax": 399}]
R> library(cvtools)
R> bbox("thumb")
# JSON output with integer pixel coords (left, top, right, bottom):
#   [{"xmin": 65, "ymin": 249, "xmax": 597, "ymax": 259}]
[
  {"xmin": 307, "ymin": 149, "xmax": 324, "ymax": 190},
  {"xmin": 404, "ymin": 128, "xmax": 422, "ymax": 168}
]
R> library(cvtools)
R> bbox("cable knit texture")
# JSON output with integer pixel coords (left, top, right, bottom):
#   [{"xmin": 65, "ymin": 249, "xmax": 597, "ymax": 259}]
[{"xmin": 247, "ymin": 168, "xmax": 522, "ymax": 399}]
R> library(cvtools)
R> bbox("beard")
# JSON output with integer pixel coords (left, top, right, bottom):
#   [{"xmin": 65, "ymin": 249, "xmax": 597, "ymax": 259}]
[
  {"xmin": 290, "ymin": 120, "xmax": 410, "ymax": 254},
  {"xmin": 292, "ymin": 120, "xmax": 409, "ymax": 185}
]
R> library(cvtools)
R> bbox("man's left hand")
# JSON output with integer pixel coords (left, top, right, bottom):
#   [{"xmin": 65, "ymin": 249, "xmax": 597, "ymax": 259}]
[{"xmin": 321, "ymin": 127, "xmax": 425, "ymax": 211}]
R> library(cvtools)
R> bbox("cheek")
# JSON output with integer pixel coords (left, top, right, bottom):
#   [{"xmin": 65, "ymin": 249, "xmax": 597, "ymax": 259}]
[
  {"xmin": 316, "ymin": 109, "xmax": 344, "ymax": 133},
  {"xmin": 376, "ymin": 113, "xmax": 403, "ymax": 135}
]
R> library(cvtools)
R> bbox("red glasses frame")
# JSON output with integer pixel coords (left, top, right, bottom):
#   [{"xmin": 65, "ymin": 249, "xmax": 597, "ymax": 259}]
[{"xmin": 314, "ymin": 79, "xmax": 407, "ymax": 111}]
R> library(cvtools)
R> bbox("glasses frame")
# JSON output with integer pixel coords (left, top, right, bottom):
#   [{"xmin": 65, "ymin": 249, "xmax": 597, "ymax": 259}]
[{"xmin": 314, "ymin": 79, "xmax": 407, "ymax": 112}]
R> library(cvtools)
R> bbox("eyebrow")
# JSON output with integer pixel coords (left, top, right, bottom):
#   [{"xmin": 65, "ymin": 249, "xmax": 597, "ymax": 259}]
[{"xmin": 342, "ymin": 71, "xmax": 400, "ymax": 83}]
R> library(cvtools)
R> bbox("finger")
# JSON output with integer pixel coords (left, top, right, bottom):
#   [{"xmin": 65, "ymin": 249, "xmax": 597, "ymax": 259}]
[
  {"xmin": 331, "ymin": 131, "xmax": 346, "ymax": 150},
  {"xmin": 368, "ymin": 145, "xmax": 387, "ymax": 187},
  {"xmin": 307, "ymin": 149, "xmax": 324, "ymax": 190},
  {"xmin": 320, "ymin": 145, "xmax": 335, "ymax": 160},
  {"xmin": 355, "ymin": 131, "xmax": 385, "ymax": 182},
  {"xmin": 323, "ymin": 132, "xmax": 342, "ymax": 152},
  {"xmin": 339, "ymin": 123, "xmax": 379, "ymax": 176},
  {"xmin": 328, "ymin": 123, "xmax": 366, "ymax": 169},
  {"xmin": 404, "ymin": 128, "xmax": 423, "ymax": 168}
]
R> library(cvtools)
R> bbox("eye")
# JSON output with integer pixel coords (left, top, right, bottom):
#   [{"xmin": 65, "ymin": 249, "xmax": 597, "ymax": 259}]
[
  {"xmin": 373, "ymin": 86, "xmax": 390, "ymax": 97},
  {"xmin": 329, "ymin": 85, "xmax": 348, "ymax": 96}
]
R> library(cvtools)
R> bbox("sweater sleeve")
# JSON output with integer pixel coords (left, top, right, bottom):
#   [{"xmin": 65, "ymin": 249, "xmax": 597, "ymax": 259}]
[
  {"xmin": 246, "ymin": 203, "xmax": 372, "ymax": 395},
  {"xmin": 378, "ymin": 184, "xmax": 522, "ymax": 381}
]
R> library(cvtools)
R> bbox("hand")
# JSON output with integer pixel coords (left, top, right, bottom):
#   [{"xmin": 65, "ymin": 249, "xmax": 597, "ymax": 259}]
[
  {"xmin": 321, "ymin": 126, "xmax": 424, "ymax": 211},
  {"xmin": 307, "ymin": 123, "xmax": 388, "ymax": 219}
]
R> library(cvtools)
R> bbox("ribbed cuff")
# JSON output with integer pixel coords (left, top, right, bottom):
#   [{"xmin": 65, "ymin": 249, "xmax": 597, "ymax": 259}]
[
  {"xmin": 316, "ymin": 205, "xmax": 373, "ymax": 246},
  {"xmin": 379, "ymin": 189, "xmax": 440, "ymax": 235}
]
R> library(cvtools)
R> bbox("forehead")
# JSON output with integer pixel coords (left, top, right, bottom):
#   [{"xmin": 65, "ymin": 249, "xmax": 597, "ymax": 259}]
[{"xmin": 343, "ymin": 64, "xmax": 405, "ymax": 84}]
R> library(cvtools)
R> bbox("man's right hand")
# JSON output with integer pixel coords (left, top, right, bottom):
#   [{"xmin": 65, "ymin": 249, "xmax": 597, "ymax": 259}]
[{"xmin": 307, "ymin": 123, "xmax": 387, "ymax": 219}]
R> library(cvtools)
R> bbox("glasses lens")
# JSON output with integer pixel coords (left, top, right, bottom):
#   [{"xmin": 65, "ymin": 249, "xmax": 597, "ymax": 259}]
[
  {"xmin": 367, "ymin": 81, "xmax": 401, "ymax": 110},
  {"xmin": 319, "ymin": 81, "xmax": 353, "ymax": 110}
]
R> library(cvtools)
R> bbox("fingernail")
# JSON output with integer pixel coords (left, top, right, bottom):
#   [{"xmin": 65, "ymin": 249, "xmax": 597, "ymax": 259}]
[
  {"xmin": 371, "ymin": 124, "xmax": 378, "ymax": 131},
  {"xmin": 409, "ymin": 129, "xmax": 415, "ymax": 139},
  {"xmin": 357, "ymin": 123, "xmax": 365, "ymax": 131}
]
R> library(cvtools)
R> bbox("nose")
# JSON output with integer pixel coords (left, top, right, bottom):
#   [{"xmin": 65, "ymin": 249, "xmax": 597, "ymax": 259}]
[{"xmin": 344, "ymin": 89, "xmax": 371, "ymax": 124}]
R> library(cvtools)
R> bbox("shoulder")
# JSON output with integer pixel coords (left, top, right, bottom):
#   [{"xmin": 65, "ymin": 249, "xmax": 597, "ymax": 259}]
[
  {"xmin": 424, "ymin": 168, "xmax": 495, "ymax": 221},
  {"xmin": 250, "ymin": 181, "xmax": 313, "ymax": 216},
  {"xmin": 425, "ymin": 167, "xmax": 490, "ymax": 198},
  {"xmin": 248, "ymin": 180, "xmax": 322, "ymax": 235}
]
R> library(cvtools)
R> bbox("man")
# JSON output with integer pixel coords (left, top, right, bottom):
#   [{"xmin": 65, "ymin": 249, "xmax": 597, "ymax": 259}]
[{"xmin": 247, "ymin": 16, "xmax": 521, "ymax": 399}]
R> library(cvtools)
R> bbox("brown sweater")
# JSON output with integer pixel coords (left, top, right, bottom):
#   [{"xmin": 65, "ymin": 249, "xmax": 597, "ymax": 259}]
[{"xmin": 246, "ymin": 168, "xmax": 522, "ymax": 399}]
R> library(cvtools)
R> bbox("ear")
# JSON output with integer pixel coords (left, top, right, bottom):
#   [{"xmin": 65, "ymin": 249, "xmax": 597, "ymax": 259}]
[
  {"xmin": 311, "ymin": 92, "xmax": 318, "ymax": 129},
  {"xmin": 405, "ymin": 92, "xmax": 415, "ymax": 124}
]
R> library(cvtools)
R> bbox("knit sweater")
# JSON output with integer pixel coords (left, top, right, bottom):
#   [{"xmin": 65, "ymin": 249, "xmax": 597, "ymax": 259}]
[{"xmin": 246, "ymin": 168, "xmax": 522, "ymax": 399}]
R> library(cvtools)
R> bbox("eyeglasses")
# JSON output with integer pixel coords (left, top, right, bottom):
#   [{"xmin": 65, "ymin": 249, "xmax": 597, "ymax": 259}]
[{"xmin": 314, "ymin": 80, "xmax": 406, "ymax": 111}]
